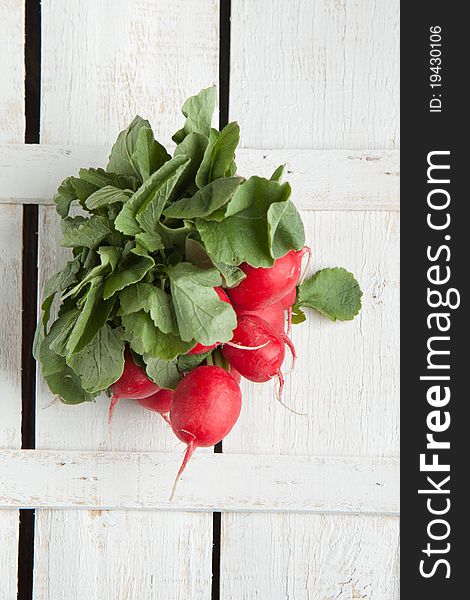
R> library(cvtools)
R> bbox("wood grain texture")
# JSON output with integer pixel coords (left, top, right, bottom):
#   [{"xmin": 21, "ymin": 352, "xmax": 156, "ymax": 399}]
[
  {"xmin": 0, "ymin": 3, "xmax": 24, "ymax": 593},
  {"xmin": 224, "ymin": 2, "xmax": 400, "ymax": 596},
  {"xmin": 220, "ymin": 210, "xmax": 400, "ymax": 598},
  {"xmin": 230, "ymin": 0, "xmax": 399, "ymax": 149},
  {"xmin": 34, "ymin": 510, "xmax": 211, "ymax": 600},
  {"xmin": 41, "ymin": 0, "xmax": 219, "ymax": 149},
  {"xmin": 35, "ymin": 1, "xmax": 219, "ymax": 597},
  {"xmin": 0, "ymin": 144, "xmax": 399, "ymax": 210},
  {"xmin": 226, "ymin": 211, "xmax": 400, "ymax": 458},
  {"xmin": 0, "ymin": 205, "xmax": 22, "ymax": 600},
  {"xmin": 221, "ymin": 513, "xmax": 400, "ymax": 600},
  {"xmin": 0, "ymin": 0, "xmax": 24, "ymax": 142},
  {"xmin": 0, "ymin": 450, "xmax": 399, "ymax": 514}
]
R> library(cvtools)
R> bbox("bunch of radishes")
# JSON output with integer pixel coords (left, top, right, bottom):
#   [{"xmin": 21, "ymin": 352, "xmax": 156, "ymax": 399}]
[
  {"xmin": 110, "ymin": 247, "xmax": 307, "ymax": 495},
  {"xmin": 34, "ymin": 87, "xmax": 362, "ymax": 497}
]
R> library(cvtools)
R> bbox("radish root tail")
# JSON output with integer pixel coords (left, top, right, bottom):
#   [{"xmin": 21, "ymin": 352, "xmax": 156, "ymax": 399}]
[
  {"xmin": 108, "ymin": 395, "xmax": 119, "ymax": 425},
  {"xmin": 170, "ymin": 441, "xmax": 197, "ymax": 501},
  {"xmin": 274, "ymin": 371, "xmax": 309, "ymax": 416},
  {"xmin": 299, "ymin": 245, "xmax": 313, "ymax": 285},
  {"xmin": 282, "ymin": 334, "xmax": 297, "ymax": 375}
]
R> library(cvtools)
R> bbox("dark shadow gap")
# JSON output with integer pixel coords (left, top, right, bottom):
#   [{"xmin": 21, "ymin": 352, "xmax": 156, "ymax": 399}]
[
  {"xmin": 18, "ymin": 0, "xmax": 41, "ymax": 599},
  {"xmin": 218, "ymin": 0, "xmax": 231, "ymax": 131},
  {"xmin": 212, "ymin": 2, "xmax": 231, "ymax": 598}
]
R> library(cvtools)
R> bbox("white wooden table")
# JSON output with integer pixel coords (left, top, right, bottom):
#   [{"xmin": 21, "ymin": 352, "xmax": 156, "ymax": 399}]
[{"xmin": 0, "ymin": 1, "xmax": 399, "ymax": 598}]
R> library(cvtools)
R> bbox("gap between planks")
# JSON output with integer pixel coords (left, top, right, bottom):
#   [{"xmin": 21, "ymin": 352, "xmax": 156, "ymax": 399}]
[
  {"xmin": 0, "ymin": 145, "xmax": 399, "ymax": 211},
  {"xmin": 0, "ymin": 450, "xmax": 399, "ymax": 515}
]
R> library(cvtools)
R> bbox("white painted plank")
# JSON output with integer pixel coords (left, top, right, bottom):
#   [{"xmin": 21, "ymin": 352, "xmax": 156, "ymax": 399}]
[
  {"xmin": 34, "ymin": 511, "xmax": 211, "ymax": 600},
  {"xmin": 221, "ymin": 209, "xmax": 400, "ymax": 597},
  {"xmin": 221, "ymin": 513, "xmax": 400, "ymax": 600},
  {"xmin": 0, "ymin": 144, "xmax": 399, "ymax": 210},
  {"xmin": 226, "ymin": 1, "xmax": 400, "ymax": 589},
  {"xmin": 41, "ymin": 0, "xmax": 219, "ymax": 149},
  {"xmin": 0, "ymin": 205, "xmax": 23, "ymax": 598},
  {"xmin": 35, "ymin": 1, "xmax": 219, "ymax": 598},
  {"xmin": 230, "ymin": 0, "xmax": 400, "ymax": 149},
  {"xmin": 0, "ymin": 0, "xmax": 24, "ymax": 142},
  {"xmin": 0, "ymin": 451, "xmax": 399, "ymax": 515},
  {"xmin": 227, "ymin": 211, "xmax": 400, "ymax": 457},
  {"xmin": 0, "ymin": 2, "xmax": 24, "ymax": 594}
]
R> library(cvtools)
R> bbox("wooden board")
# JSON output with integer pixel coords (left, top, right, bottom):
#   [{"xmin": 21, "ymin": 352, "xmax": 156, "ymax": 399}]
[
  {"xmin": 221, "ymin": 513, "xmax": 400, "ymax": 600},
  {"xmin": 0, "ymin": 0, "xmax": 24, "ymax": 142},
  {"xmin": 34, "ymin": 1, "xmax": 219, "ymax": 598},
  {"xmin": 41, "ymin": 0, "xmax": 219, "ymax": 149},
  {"xmin": 0, "ymin": 450, "xmax": 399, "ymax": 514},
  {"xmin": 0, "ymin": 206, "xmax": 23, "ymax": 599},
  {"xmin": 0, "ymin": 2, "xmax": 24, "ymax": 596},
  {"xmin": 223, "ymin": 1, "xmax": 400, "ymax": 597},
  {"xmin": 0, "ymin": 145, "xmax": 399, "ymax": 211},
  {"xmin": 230, "ymin": 0, "xmax": 400, "ymax": 149}
]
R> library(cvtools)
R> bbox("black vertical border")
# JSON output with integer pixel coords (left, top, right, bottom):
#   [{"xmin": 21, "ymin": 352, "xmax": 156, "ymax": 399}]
[
  {"xmin": 18, "ymin": 0, "xmax": 41, "ymax": 598},
  {"xmin": 401, "ymin": 1, "xmax": 465, "ymax": 596},
  {"xmin": 211, "ymin": 2, "xmax": 231, "ymax": 598}
]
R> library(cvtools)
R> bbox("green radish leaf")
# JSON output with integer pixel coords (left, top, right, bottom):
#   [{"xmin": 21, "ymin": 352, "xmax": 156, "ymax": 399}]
[
  {"xmin": 85, "ymin": 186, "xmax": 132, "ymax": 211},
  {"xmin": 132, "ymin": 126, "xmax": 170, "ymax": 180},
  {"xmin": 291, "ymin": 303, "xmax": 306, "ymax": 325},
  {"xmin": 270, "ymin": 164, "xmax": 286, "ymax": 181},
  {"xmin": 156, "ymin": 220, "xmax": 195, "ymax": 249},
  {"xmin": 135, "ymin": 231, "xmax": 164, "ymax": 252},
  {"xmin": 118, "ymin": 283, "xmax": 176, "ymax": 334},
  {"xmin": 103, "ymin": 245, "xmax": 155, "ymax": 300},
  {"xmin": 269, "ymin": 200, "xmax": 305, "ymax": 259},
  {"xmin": 61, "ymin": 215, "xmax": 112, "ymax": 249},
  {"xmin": 185, "ymin": 237, "xmax": 246, "ymax": 287},
  {"xmin": 62, "ymin": 246, "xmax": 122, "ymax": 301},
  {"xmin": 53, "ymin": 177, "xmax": 77, "ymax": 217},
  {"xmin": 216, "ymin": 263, "xmax": 246, "ymax": 288},
  {"xmin": 78, "ymin": 167, "xmax": 139, "ymax": 191},
  {"xmin": 121, "ymin": 311, "xmax": 193, "ymax": 360},
  {"xmin": 114, "ymin": 154, "xmax": 190, "ymax": 236},
  {"xmin": 171, "ymin": 132, "xmax": 209, "ymax": 200},
  {"xmin": 49, "ymin": 310, "xmax": 81, "ymax": 357},
  {"xmin": 196, "ymin": 176, "xmax": 292, "ymax": 267},
  {"xmin": 168, "ymin": 262, "xmax": 236, "ymax": 345},
  {"xmin": 66, "ymin": 325, "xmax": 125, "ymax": 394},
  {"xmin": 172, "ymin": 85, "xmax": 216, "ymax": 144},
  {"xmin": 66, "ymin": 279, "xmax": 116, "ymax": 355},
  {"xmin": 298, "ymin": 268, "xmax": 363, "ymax": 321},
  {"xmin": 40, "ymin": 257, "xmax": 81, "ymax": 331},
  {"xmin": 177, "ymin": 350, "xmax": 211, "ymax": 372},
  {"xmin": 142, "ymin": 354, "xmax": 180, "ymax": 390},
  {"xmin": 195, "ymin": 122, "xmax": 240, "ymax": 188},
  {"xmin": 70, "ymin": 177, "xmax": 99, "ymax": 203},
  {"xmin": 107, "ymin": 115, "xmax": 152, "ymax": 179},
  {"xmin": 37, "ymin": 319, "xmax": 96, "ymax": 404},
  {"xmin": 163, "ymin": 177, "xmax": 242, "ymax": 219}
]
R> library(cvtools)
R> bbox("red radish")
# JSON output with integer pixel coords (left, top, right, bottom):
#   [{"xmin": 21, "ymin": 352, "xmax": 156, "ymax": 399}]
[
  {"xmin": 169, "ymin": 365, "xmax": 242, "ymax": 498},
  {"xmin": 223, "ymin": 316, "xmax": 301, "ymax": 413},
  {"xmin": 109, "ymin": 349, "xmax": 160, "ymax": 423},
  {"xmin": 188, "ymin": 287, "xmax": 232, "ymax": 355},
  {"xmin": 222, "ymin": 315, "xmax": 285, "ymax": 384},
  {"xmin": 227, "ymin": 247, "xmax": 309, "ymax": 310},
  {"xmin": 235, "ymin": 301, "xmax": 286, "ymax": 334},
  {"xmin": 138, "ymin": 389, "xmax": 174, "ymax": 424}
]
